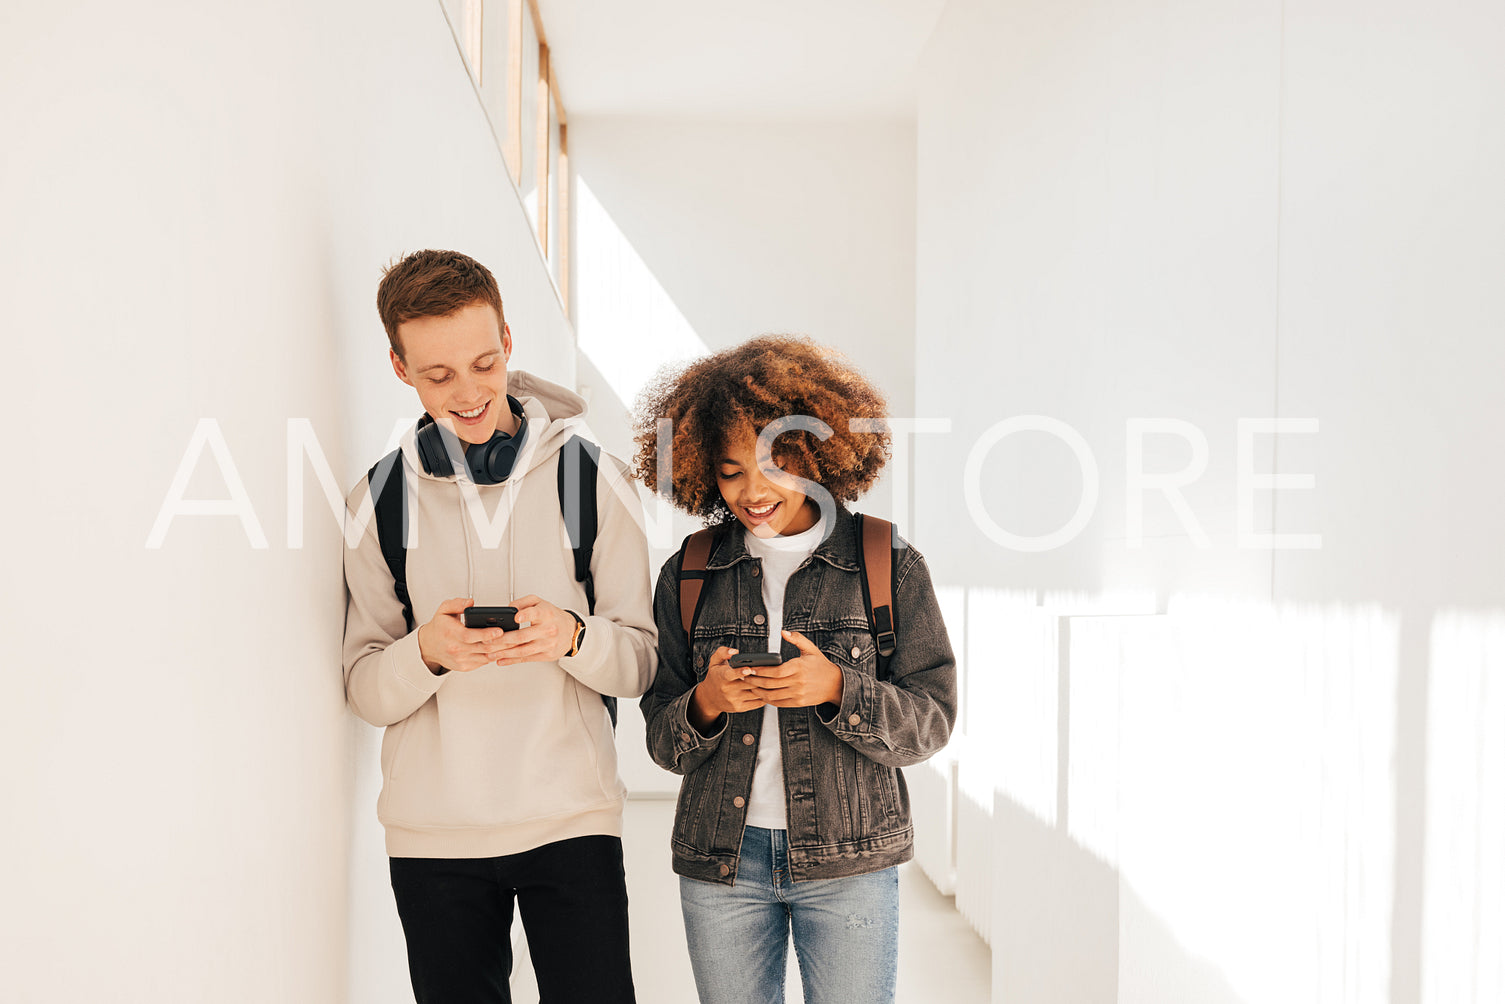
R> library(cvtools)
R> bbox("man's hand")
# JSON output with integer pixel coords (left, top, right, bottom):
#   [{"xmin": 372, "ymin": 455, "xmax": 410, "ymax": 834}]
[
  {"xmin": 745, "ymin": 630, "xmax": 844, "ymax": 708},
  {"xmin": 489, "ymin": 595, "xmax": 578, "ymax": 667},
  {"xmin": 688, "ymin": 646, "xmax": 767, "ymax": 732},
  {"xmin": 416, "ymin": 598, "xmax": 507, "ymax": 674}
]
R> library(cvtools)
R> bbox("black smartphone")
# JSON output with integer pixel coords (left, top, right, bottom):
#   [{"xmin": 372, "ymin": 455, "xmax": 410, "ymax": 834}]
[
  {"xmin": 462, "ymin": 606, "xmax": 520, "ymax": 631},
  {"xmin": 728, "ymin": 652, "xmax": 782, "ymax": 669}
]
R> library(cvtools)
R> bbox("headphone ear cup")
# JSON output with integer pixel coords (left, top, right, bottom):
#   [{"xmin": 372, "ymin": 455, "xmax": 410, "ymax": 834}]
[
  {"xmin": 468, "ymin": 436, "xmax": 510, "ymax": 484},
  {"xmin": 468, "ymin": 442, "xmax": 494, "ymax": 484},
  {"xmin": 465, "ymin": 412, "xmax": 528, "ymax": 485},
  {"xmin": 416, "ymin": 420, "xmax": 452, "ymax": 477}
]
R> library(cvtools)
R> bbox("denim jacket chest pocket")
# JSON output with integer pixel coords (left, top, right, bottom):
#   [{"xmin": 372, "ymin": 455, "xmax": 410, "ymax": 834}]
[{"xmin": 803, "ymin": 621, "xmax": 878, "ymax": 674}]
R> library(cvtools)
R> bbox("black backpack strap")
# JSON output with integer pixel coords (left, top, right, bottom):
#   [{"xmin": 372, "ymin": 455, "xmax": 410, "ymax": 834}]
[
  {"xmin": 368, "ymin": 449, "xmax": 413, "ymax": 633},
  {"xmin": 856, "ymin": 513, "xmax": 897, "ymax": 680},
  {"xmin": 557, "ymin": 436, "xmax": 615, "ymax": 726},
  {"xmin": 558, "ymin": 435, "xmax": 601, "ymax": 613}
]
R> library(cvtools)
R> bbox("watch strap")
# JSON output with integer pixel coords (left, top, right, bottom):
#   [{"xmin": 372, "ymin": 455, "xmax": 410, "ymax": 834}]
[{"xmin": 566, "ymin": 610, "xmax": 586, "ymax": 657}]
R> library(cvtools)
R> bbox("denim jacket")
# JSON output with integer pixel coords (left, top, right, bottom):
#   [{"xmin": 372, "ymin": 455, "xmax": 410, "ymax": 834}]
[{"xmin": 641, "ymin": 507, "xmax": 958, "ymax": 885}]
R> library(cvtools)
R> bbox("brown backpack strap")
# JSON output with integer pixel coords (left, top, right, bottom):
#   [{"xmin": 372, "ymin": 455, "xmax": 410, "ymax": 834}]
[
  {"xmin": 678, "ymin": 529, "xmax": 717, "ymax": 641},
  {"xmin": 859, "ymin": 514, "xmax": 898, "ymax": 660}
]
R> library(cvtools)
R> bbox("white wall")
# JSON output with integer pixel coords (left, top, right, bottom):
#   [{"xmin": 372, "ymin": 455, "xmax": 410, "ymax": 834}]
[
  {"xmin": 1271, "ymin": 4, "xmax": 1505, "ymax": 1000},
  {"xmin": 0, "ymin": 2, "xmax": 574, "ymax": 1001},
  {"xmin": 914, "ymin": 0, "xmax": 1505, "ymax": 1002},
  {"xmin": 915, "ymin": 0, "xmax": 1282, "ymax": 598}
]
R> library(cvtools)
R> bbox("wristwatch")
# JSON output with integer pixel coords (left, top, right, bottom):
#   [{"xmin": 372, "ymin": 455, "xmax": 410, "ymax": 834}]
[{"xmin": 565, "ymin": 610, "xmax": 587, "ymax": 658}]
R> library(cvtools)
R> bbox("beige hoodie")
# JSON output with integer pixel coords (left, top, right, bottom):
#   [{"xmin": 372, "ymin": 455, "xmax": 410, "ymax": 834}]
[{"xmin": 341, "ymin": 370, "xmax": 657, "ymax": 858}]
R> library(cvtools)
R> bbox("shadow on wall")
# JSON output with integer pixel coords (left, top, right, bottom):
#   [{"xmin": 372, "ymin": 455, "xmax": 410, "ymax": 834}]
[
  {"xmin": 989, "ymin": 795, "xmax": 1248, "ymax": 1004},
  {"xmin": 922, "ymin": 587, "xmax": 1505, "ymax": 1004}
]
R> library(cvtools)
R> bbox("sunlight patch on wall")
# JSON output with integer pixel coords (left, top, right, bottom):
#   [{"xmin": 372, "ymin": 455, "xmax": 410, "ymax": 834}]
[
  {"xmin": 573, "ymin": 173, "xmax": 709, "ymax": 408},
  {"xmin": 969, "ymin": 588, "xmax": 1057, "ymax": 826},
  {"xmin": 1065, "ymin": 615, "xmax": 1167, "ymax": 869},
  {"xmin": 936, "ymin": 584, "xmax": 968, "ymax": 730},
  {"xmin": 1111, "ymin": 598, "xmax": 1398, "ymax": 1004},
  {"xmin": 1423, "ymin": 610, "xmax": 1505, "ymax": 1004},
  {"xmin": 948, "ymin": 586, "xmax": 1049, "ymax": 944}
]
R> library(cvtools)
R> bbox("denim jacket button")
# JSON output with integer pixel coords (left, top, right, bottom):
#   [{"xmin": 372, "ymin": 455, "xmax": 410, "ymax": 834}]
[
  {"xmin": 733, "ymin": 796, "xmax": 745, "ymax": 808},
  {"xmin": 848, "ymin": 713, "xmax": 861, "ymax": 726},
  {"xmin": 753, "ymin": 614, "xmax": 766, "ymax": 626},
  {"xmin": 742, "ymin": 733, "xmax": 755, "ymax": 745},
  {"xmin": 680, "ymin": 731, "xmax": 692, "ymax": 743},
  {"xmin": 719, "ymin": 864, "xmax": 730, "ymax": 877},
  {"xmin": 751, "ymin": 566, "xmax": 761, "ymax": 577},
  {"xmin": 851, "ymin": 646, "xmax": 861, "ymax": 659}
]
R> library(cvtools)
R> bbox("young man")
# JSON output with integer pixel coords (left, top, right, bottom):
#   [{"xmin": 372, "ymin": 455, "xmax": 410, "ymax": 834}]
[{"xmin": 342, "ymin": 249, "xmax": 655, "ymax": 1003}]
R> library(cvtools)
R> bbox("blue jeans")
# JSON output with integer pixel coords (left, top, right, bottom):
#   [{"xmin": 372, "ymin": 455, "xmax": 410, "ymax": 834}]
[{"xmin": 679, "ymin": 826, "xmax": 899, "ymax": 1004}]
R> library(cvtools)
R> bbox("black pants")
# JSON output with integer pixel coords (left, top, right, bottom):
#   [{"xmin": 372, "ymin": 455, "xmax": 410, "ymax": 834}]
[{"xmin": 389, "ymin": 835, "xmax": 636, "ymax": 1004}]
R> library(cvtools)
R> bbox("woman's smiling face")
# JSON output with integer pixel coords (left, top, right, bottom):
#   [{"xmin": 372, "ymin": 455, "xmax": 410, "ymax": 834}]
[{"xmin": 716, "ymin": 423, "xmax": 818, "ymax": 538}]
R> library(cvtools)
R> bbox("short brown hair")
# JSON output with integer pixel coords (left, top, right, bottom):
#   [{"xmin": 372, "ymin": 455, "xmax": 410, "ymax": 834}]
[
  {"xmin": 632, "ymin": 335, "xmax": 892, "ymax": 525},
  {"xmin": 377, "ymin": 249, "xmax": 504, "ymax": 357}
]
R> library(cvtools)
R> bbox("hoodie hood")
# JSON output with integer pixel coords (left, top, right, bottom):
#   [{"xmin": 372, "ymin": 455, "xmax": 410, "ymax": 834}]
[{"xmin": 398, "ymin": 368, "xmax": 591, "ymax": 484}]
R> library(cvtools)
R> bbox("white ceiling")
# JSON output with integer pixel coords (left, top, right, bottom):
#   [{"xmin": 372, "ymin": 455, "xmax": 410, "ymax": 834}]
[{"xmin": 540, "ymin": 0, "xmax": 949, "ymax": 119}]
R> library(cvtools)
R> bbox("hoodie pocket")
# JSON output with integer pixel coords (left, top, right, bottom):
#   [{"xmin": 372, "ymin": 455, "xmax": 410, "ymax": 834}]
[
  {"xmin": 384, "ymin": 717, "xmax": 413, "ymax": 781},
  {"xmin": 571, "ymin": 680, "xmax": 612, "ymax": 797},
  {"xmin": 375, "ymin": 717, "xmax": 413, "ymax": 820}
]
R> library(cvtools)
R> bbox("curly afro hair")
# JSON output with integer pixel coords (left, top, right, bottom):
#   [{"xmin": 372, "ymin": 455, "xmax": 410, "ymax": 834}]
[{"xmin": 631, "ymin": 335, "xmax": 892, "ymax": 525}]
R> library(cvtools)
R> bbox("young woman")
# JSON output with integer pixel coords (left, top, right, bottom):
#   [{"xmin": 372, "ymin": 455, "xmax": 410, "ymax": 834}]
[{"xmin": 633, "ymin": 335, "xmax": 958, "ymax": 1004}]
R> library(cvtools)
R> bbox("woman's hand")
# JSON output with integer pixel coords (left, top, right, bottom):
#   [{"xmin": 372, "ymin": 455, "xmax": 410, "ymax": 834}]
[
  {"xmin": 689, "ymin": 646, "xmax": 766, "ymax": 732},
  {"xmin": 745, "ymin": 630, "xmax": 845, "ymax": 708}
]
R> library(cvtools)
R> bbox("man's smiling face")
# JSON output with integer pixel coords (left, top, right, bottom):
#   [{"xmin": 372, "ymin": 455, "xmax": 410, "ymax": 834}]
[{"xmin": 390, "ymin": 300, "xmax": 518, "ymax": 445}]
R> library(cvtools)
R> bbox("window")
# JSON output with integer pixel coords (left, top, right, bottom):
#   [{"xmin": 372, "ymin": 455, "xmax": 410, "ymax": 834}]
[
  {"xmin": 478, "ymin": 0, "xmax": 512, "ymax": 132},
  {"xmin": 442, "ymin": 0, "xmax": 572, "ymax": 316},
  {"xmin": 518, "ymin": 6, "xmax": 540, "ymax": 234}
]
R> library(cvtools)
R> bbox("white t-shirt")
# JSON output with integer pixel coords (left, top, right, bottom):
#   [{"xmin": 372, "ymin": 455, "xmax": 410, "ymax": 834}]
[{"xmin": 741, "ymin": 515, "xmax": 827, "ymax": 831}]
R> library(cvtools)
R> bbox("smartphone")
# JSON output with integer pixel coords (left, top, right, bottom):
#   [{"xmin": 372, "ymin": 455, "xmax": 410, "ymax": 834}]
[
  {"xmin": 462, "ymin": 606, "xmax": 520, "ymax": 631},
  {"xmin": 728, "ymin": 652, "xmax": 782, "ymax": 669}
]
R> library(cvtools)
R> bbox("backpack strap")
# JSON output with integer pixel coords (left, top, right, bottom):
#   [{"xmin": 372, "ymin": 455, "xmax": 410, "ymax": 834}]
[
  {"xmin": 556, "ymin": 435, "xmax": 616, "ymax": 727},
  {"xmin": 558, "ymin": 435, "xmax": 601, "ymax": 614},
  {"xmin": 857, "ymin": 513, "xmax": 897, "ymax": 679},
  {"xmin": 368, "ymin": 449, "xmax": 413, "ymax": 633},
  {"xmin": 678, "ymin": 529, "xmax": 717, "ymax": 642}
]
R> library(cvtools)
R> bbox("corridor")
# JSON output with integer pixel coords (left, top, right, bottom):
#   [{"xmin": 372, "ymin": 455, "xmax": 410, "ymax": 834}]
[{"xmin": 4, "ymin": 1, "xmax": 1503, "ymax": 1002}]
